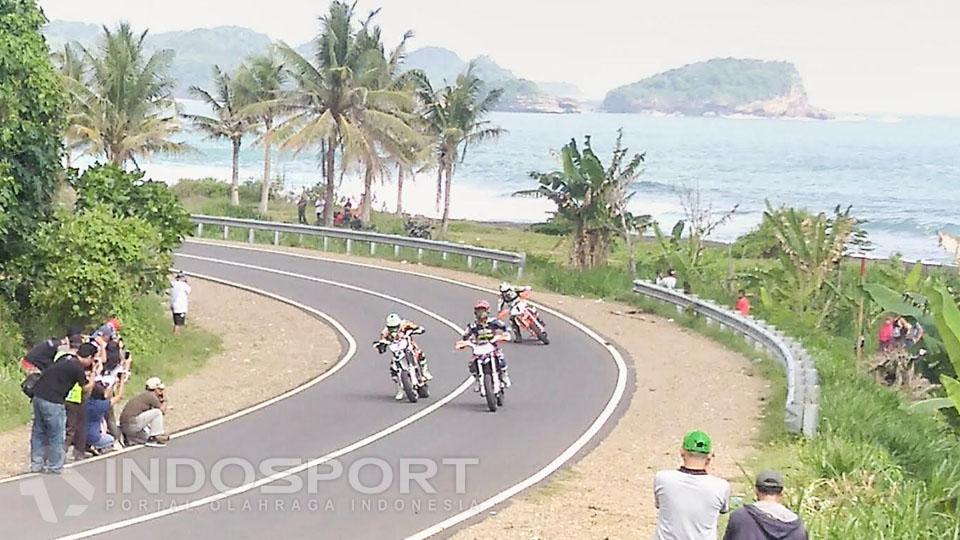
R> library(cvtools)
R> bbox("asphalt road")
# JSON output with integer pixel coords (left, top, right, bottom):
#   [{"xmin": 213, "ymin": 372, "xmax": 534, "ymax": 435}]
[{"xmin": 0, "ymin": 242, "xmax": 629, "ymax": 539}]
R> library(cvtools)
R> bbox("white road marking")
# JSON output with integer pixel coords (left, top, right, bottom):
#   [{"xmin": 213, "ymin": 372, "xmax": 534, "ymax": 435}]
[
  {"xmin": 54, "ymin": 254, "xmax": 473, "ymax": 540},
  {"xmin": 186, "ymin": 240, "xmax": 630, "ymax": 539}
]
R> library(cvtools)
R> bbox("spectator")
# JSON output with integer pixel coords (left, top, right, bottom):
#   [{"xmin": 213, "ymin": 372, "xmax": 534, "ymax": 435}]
[
  {"xmin": 84, "ymin": 380, "xmax": 124, "ymax": 455},
  {"xmin": 170, "ymin": 272, "xmax": 192, "ymax": 335},
  {"xmin": 736, "ymin": 290, "xmax": 751, "ymax": 317},
  {"xmin": 659, "ymin": 269, "xmax": 678, "ymax": 290},
  {"xmin": 20, "ymin": 336, "xmax": 65, "ymax": 372},
  {"xmin": 878, "ymin": 317, "xmax": 895, "ymax": 351},
  {"xmin": 315, "ymin": 196, "xmax": 324, "ymax": 225},
  {"xmin": 723, "ymin": 470, "xmax": 808, "ymax": 540},
  {"xmin": 97, "ymin": 341, "xmax": 130, "ymax": 442},
  {"xmin": 905, "ymin": 319, "xmax": 924, "ymax": 346},
  {"xmin": 297, "ymin": 193, "xmax": 308, "ymax": 224},
  {"xmin": 120, "ymin": 377, "xmax": 169, "ymax": 447},
  {"xmin": 29, "ymin": 342, "xmax": 97, "ymax": 474},
  {"xmin": 92, "ymin": 318, "xmax": 122, "ymax": 341},
  {"xmin": 653, "ymin": 430, "xmax": 730, "ymax": 540}
]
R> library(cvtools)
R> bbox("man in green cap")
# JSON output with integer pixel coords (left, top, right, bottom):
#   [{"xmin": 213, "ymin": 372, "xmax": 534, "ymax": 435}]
[{"xmin": 653, "ymin": 429, "xmax": 731, "ymax": 540}]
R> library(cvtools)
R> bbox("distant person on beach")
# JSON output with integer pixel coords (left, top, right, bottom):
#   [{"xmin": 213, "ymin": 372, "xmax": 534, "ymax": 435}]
[
  {"xmin": 169, "ymin": 272, "xmax": 192, "ymax": 335},
  {"xmin": 653, "ymin": 430, "xmax": 730, "ymax": 540},
  {"xmin": 297, "ymin": 194, "xmax": 308, "ymax": 224},
  {"xmin": 736, "ymin": 290, "xmax": 751, "ymax": 316},
  {"xmin": 723, "ymin": 470, "xmax": 808, "ymax": 540},
  {"xmin": 878, "ymin": 317, "xmax": 895, "ymax": 351}
]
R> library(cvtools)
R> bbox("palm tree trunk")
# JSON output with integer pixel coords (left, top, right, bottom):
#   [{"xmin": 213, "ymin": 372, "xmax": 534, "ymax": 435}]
[
  {"xmin": 323, "ymin": 138, "xmax": 336, "ymax": 226},
  {"xmin": 360, "ymin": 164, "xmax": 374, "ymax": 223},
  {"xmin": 396, "ymin": 164, "xmax": 404, "ymax": 215},
  {"xmin": 258, "ymin": 119, "xmax": 273, "ymax": 215},
  {"xmin": 435, "ymin": 162, "xmax": 444, "ymax": 213},
  {"xmin": 440, "ymin": 163, "xmax": 453, "ymax": 237},
  {"xmin": 230, "ymin": 138, "xmax": 241, "ymax": 206}
]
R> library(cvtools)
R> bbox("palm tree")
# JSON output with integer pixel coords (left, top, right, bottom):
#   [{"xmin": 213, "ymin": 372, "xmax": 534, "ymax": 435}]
[
  {"xmin": 68, "ymin": 23, "xmax": 185, "ymax": 168},
  {"xmin": 237, "ymin": 52, "xmax": 286, "ymax": 214},
  {"xmin": 185, "ymin": 66, "xmax": 253, "ymax": 206},
  {"xmin": 51, "ymin": 43, "xmax": 87, "ymax": 166},
  {"xmin": 417, "ymin": 65, "xmax": 504, "ymax": 236},
  {"xmin": 273, "ymin": 1, "xmax": 419, "ymax": 226}
]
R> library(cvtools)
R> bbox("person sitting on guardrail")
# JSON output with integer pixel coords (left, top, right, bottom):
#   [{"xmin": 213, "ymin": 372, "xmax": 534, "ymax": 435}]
[
  {"xmin": 736, "ymin": 290, "xmax": 751, "ymax": 316},
  {"xmin": 653, "ymin": 430, "xmax": 730, "ymax": 540},
  {"xmin": 723, "ymin": 470, "xmax": 808, "ymax": 540},
  {"xmin": 656, "ymin": 269, "xmax": 678, "ymax": 290},
  {"xmin": 119, "ymin": 377, "xmax": 169, "ymax": 447}
]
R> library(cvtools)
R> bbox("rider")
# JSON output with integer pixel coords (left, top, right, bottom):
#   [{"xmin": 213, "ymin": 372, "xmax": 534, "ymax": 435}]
[
  {"xmin": 461, "ymin": 300, "xmax": 511, "ymax": 390},
  {"xmin": 377, "ymin": 313, "xmax": 432, "ymax": 400},
  {"xmin": 498, "ymin": 282, "xmax": 540, "ymax": 332}
]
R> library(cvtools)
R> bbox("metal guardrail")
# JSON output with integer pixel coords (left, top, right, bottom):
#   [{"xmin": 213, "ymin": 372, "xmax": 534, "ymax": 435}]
[
  {"xmin": 633, "ymin": 280, "xmax": 820, "ymax": 438},
  {"xmin": 190, "ymin": 215, "xmax": 527, "ymax": 278}
]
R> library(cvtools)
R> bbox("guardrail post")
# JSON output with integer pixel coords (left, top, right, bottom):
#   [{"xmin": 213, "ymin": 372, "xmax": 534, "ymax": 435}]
[
  {"xmin": 394, "ymin": 245, "xmax": 400, "ymax": 258},
  {"xmin": 467, "ymin": 255, "xmax": 474, "ymax": 269},
  {"xmin": 223, "ymin": 226, "xmax": 230, "ymax": 240},
  {"xmin": 298, "ymin": 234, "xmax": 304, "ymax": 245},
  {"xmin": 517, "ymin": 252, "xmax": 526, "ymax": 279},
  {"xmin": 370, "ymin": 242, "xmax": 376, "ymax": 256},
  {"xmin": 492, "ymin": 260, "xmax": 498, "ymax": 272},
  {"xmin": 247, "ymin": 228, "xmax": 254, "ymax": 243},
  {"xmin": 417, "ymin": 248, "xmax": 424, "ymax": 260},
  {"xmin": 197, "ymin": 223, "xmax": 204, "ymax": 237},
  {"xmin": 273, "ymin": 231, "xmax": 280, "ymax": 245},
  {"xmin": 346, "ymin": 239, "xmax": 352, "ymax": 254},
  {"xmin": 322, "ymin": 237, "xmax": 329, "ymax": 251},
  {"xmin": 442, "ymin": 252, "xmax": 448, "ymax": 261}
]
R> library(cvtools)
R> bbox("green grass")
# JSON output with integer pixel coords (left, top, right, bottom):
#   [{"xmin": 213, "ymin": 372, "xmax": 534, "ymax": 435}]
[{"xmin": 0, "ymin": 295, "xmax": 222, "ymax": 433}]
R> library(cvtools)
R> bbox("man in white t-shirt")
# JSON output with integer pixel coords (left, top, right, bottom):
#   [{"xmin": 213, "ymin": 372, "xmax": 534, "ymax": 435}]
[
  {"xmin": 653, "ymin": 430, "xmax": 731, "ymax": 540},
  {"xmin": 656, "ymin": 269, "xmax": 679, "ymax": 290},
  {"xmin": 169, "ymin": 272, "xmax": 192, "ymax": 335}
]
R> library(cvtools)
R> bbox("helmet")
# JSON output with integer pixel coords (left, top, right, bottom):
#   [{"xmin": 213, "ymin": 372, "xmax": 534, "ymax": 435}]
[
  {"xmin": 499, "ymin": 282, "xmax": 512, "ymax": 293},
  {"xmin": 108, "ymin": 318, "xmax": 123, "ymax": 331},
  {"xmin": 473, "ymin": 300, "xmax": 490, "ymax": 311},
  {"xmin": 385, "ymin": 313, "xmax": 402, "ymax": 330}
]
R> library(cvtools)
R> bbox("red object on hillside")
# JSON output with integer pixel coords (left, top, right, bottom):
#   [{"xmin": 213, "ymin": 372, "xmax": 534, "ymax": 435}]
[{"xmin": 736, "ymin": 296, "xmax": 751, "ymax": 316}]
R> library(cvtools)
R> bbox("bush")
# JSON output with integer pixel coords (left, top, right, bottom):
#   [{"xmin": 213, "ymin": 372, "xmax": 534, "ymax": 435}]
[
  {"xmin": 172, "ymin": 178, "xmax": 230, "ymax": 200},
  {"xmin": 15, "ymin": 206, "xmax": 170, "ymax": 331},
  {"xmin": 71, "ymin": 163, "xmax": 191, "ymax": 251}
]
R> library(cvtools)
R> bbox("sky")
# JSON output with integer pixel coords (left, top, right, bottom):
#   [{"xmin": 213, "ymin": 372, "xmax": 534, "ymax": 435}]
[{"xmin": 38, "ymin": 0, "xmax": 960, "ymax": 116}]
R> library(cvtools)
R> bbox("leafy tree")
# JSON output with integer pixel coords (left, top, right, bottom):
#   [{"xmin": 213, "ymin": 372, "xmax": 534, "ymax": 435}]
[
  {"xmin": 67, "ymin": 22, "xmax": 185, "ymax": 167},
  {"xmin": 185, "ymin": 65, "xmax": 253, "ymax": 206},
  {"xmin": 0, "ymin": 0, "xmax": 66, "ymax": 269},
  {"xmin": 237, "ymin": 51, "xmax": 286, "ymax": 214},
  {"xmin": 18, "ymin": 206, "xmax": 168, "ymax": 327},
  {"xmin": 520, "ymin": 130, "xmax": 649, "ymax": 269},
  {"xmin": 273, "ymin": 1, "xmax": 418, "ymax": 226},
  {"xmin": 70, "ymin": 163, "xmax": 190, "ymax": 252},
  {"xmin": 417, "ymin": 65, "xmax": 504, "ymax": 236}
]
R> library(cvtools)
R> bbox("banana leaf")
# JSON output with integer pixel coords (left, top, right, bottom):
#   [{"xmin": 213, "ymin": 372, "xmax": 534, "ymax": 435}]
[
  {"xmin": 928, "ymin": 285, "xmax": 960, "ymax": 375},
  {"xmin": 903, "ymin": 397, "xmax": 955, "ymax": 415},
  {"xmin": 943, "ymin": 375, "xmax": 960, "ymax": 413},
  {"xmin": 905, "ymin": 262, "xmax": 924, "ymax": 290},
  {"xmin": 863, "ymin": 283, "xmax": 924, "ymax": 318}
]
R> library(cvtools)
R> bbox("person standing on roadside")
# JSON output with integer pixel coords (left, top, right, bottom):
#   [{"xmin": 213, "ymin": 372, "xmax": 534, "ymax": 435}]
[
  {"xmin": 29, "ymin": 343, "xmax": 98, "ymax": 473},
  {"xmin": 170, "ymin": 272, "xmax": 192, "ymax": 335},
  {"xmin": 723, "ymin": 470, "xmax": 808, "ymax": 540},
  {"xmin": 653, "ymin": 430, "xmax": 731, "ymax": 540},
  {"xmin": 315, "ymin": 195, "xmax": 325, "ymax": 225},
  {"xmin": 736, "ymin": 290, "xmax": 751, "ymax": 316},
  {"xmin": 297, "ymin": 193, "xmax": 308, "ymax": 224}
]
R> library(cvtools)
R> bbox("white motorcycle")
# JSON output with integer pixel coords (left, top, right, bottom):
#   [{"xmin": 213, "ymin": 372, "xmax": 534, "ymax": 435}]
[
  {"xmin": 375, "ymin": 334, "xmax": 429, "ymax": 403},
  {"xmin": 456, "ymin": 335, "xmax": 509, "ymax": 412}
]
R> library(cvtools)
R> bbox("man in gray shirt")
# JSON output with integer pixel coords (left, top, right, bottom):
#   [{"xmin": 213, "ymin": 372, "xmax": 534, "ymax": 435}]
[{"xmin": 653, "ymin": 430, "xmax": 731, "ymax": 540}]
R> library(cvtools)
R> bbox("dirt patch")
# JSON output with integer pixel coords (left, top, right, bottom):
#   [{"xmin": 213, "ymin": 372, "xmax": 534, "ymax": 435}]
[
  {"xmin": 194, "ymin": 241, "xmax": 770, "ymax": 538},
  {"xmin": 0, "ymin": 279, "xmax": 341, "ymax": 478}
]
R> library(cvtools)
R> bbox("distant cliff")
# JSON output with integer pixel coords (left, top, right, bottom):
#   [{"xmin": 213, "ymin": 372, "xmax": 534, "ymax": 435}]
[{"xmin": 602, "ymin": 58, "xmax": 831, "ymax": 119}]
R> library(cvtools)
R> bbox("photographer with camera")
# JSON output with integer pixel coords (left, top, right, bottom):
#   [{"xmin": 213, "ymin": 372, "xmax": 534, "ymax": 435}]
[{"xmin": 119, "ymin": 377, "xmax": 169, "ymax": 447}]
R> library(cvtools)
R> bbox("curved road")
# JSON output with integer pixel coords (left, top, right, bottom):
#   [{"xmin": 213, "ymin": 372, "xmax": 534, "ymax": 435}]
[{"xmin": 0, "ymin": 241, "xmax": 631, "ymax": 539}]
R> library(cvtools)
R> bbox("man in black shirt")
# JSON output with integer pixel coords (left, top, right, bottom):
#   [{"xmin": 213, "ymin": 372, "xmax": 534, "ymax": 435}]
[
  {"xmin": 30, "ymin": 343, "xmax": 97, "ymax": 474},
  {"xmin": 21, "ymin": 337, "xmax": 64, "ymax": 372}
]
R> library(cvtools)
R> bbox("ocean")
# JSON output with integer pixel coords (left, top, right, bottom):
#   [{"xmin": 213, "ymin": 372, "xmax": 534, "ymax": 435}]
[{"xmin": 137, "ymin": 103, "xmax": 960, "ymax": 262}]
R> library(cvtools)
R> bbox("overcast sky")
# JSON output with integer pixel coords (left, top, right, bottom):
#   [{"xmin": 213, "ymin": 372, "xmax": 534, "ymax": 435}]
[{"xmin": 38, "ymin": 0, "xmax": 960, "ymax": 116}]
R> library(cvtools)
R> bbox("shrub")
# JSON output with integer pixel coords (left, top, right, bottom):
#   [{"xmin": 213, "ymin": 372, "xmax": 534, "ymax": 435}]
[
  {"xmin": 71, "ymin": 163, "xmax": 191, "ymax": 251},
  {"xmin": 15, "ymin": 206, "xmax": 169, "ymax": 330},
  {"xmin": 172, "ymin": 178, "xmax": 230, "ymax": 200}
]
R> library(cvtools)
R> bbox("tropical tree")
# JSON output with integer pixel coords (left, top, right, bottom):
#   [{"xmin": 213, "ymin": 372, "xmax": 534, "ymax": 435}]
[
  {"xmin": 519, "ymin": 130, "xmax": 650, "ymax": 270},
  {"xmin": 272, "ymin": 1, "xmax": 419, "ymax": 226},
  {"xmin": 185, "ymin": 66, "xmax": 253, "ymax": 206},
  {"xmin": 67, "ymin": 23, "xmax": 185, "ymax": 168},
  {"xmin": 237, "ymin": 51, "xmax": 286, "ymax": 214},
  {"xmin": 50, "ymin": 43, "xmax": 86, "ymax": 165},
  {"xmin": 417, "ymin": 65, "xmax": 504, "ymax": 236}
]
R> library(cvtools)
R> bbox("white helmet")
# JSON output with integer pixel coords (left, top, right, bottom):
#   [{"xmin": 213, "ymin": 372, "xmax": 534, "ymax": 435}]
[
  {"xmin": 499, "ymin": 282, "xmax": 512, "ymax": 293},
  {"xmin": 385, "ymin": 313, "xmax": 402, "ymax": 329}
]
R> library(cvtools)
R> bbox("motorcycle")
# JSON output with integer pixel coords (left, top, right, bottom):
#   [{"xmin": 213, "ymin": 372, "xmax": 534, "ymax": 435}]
[
  {"xmin": 405, "ymin": 217, "xmax": 433, "ymax": 239},
  {"xmin": 499, "ymin": 291, "xmax": 549, "ymax": 345},
  {"xmin": 375, "ymin": 334, "xmax": 429, "ymax": 403},
  {"xmin": 456, "ymin": 336, "xmax": 508, "ymax": 412}
]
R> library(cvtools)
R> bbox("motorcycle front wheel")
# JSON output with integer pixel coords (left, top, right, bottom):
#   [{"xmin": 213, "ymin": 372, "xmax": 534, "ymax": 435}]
[
  {"xmin": 401, "ymin": 371, "xmax": 419, "ymax": 403},
  {"xmin": 483, "ymin": 375, "xmax": 497, "ymax": 412}
]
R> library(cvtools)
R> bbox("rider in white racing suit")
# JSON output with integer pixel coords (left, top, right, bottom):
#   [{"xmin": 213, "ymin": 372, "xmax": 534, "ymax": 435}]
[
  {"xmin": 376, "ymin": 313, "xmax": 432, "ymax": 400},
  {"xmin": 462, "ymin": 300, "xmax": 511, "ymax": 390}
]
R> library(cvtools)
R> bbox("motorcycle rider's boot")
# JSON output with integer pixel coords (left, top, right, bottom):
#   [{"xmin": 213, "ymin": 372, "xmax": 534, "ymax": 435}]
[
  {"xmin": 500, "ymin": 369, "xmax": 512, "ymax": 388},
  {"xmin": 420, "ymin": 360, "xmax": 433, "ymax": 381},
  {"xmin": 395, "ymin": 382, "xmax": 405, "ymax": 400}
]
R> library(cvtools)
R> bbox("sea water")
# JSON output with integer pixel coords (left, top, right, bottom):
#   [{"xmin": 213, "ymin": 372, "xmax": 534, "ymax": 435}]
[{"xmin": 136, "ymin": 103, "xmax": 960, "ymax": 262}]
